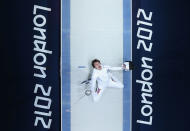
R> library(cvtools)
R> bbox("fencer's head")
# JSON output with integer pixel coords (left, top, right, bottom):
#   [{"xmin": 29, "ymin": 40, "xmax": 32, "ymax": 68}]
[{"xmin": 92, "ymin": 59, "xmax": 102, "ymax": 70}]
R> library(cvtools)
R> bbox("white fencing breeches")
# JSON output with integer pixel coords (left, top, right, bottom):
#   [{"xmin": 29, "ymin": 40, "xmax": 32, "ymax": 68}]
[{"xmin": 92, "ymin": 79, "xmax": 124, "ymax": 102}]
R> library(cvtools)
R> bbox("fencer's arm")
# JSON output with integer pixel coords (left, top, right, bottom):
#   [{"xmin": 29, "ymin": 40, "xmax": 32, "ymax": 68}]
[{"xmin": 104, "ymin": 65, "xmax": 123, "ymax": 71}]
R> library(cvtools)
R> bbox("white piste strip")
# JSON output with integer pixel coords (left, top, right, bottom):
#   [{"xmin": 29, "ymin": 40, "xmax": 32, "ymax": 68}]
[{"xmin": 70, "ymin": 0, "xmax": 123, "ymax": 131}]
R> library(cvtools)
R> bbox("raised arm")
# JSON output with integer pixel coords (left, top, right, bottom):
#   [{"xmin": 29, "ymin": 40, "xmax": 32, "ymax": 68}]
[{"xmin": 104, "ymin": 65, "xmax": 123, "ymax": 71}]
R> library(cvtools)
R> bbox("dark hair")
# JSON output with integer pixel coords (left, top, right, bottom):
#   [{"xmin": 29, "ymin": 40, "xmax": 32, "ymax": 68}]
[{"xmin": 91, "ymin": 59, "xmax": 101, "ymax": 68}]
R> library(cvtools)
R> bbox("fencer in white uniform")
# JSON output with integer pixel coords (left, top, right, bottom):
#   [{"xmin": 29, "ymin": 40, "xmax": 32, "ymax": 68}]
[{"xmin": 91, "ymin": 59, "xmax": 127, "ymax": 102}]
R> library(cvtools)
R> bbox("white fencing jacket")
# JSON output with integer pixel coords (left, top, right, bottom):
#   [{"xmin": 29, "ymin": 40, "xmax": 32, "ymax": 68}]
[{"xmin": 91, "ymin": 65, "xmax": 123, "ymax": 93}]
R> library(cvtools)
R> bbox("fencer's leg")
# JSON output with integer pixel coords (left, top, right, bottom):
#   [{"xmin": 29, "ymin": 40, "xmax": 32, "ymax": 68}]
[
  {"xmin": 92, "ymin": 87, "xmax": 105, "ymax": 102},
  {"xmin": 108, "ymin": 80, "xmax": 124, "ymax": 88}
]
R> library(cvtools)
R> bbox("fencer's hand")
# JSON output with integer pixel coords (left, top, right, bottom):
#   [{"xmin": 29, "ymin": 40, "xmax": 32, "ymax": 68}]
[{"xmin": 122, "ymin": 64, "xmax": 126, "ymax": 69}]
